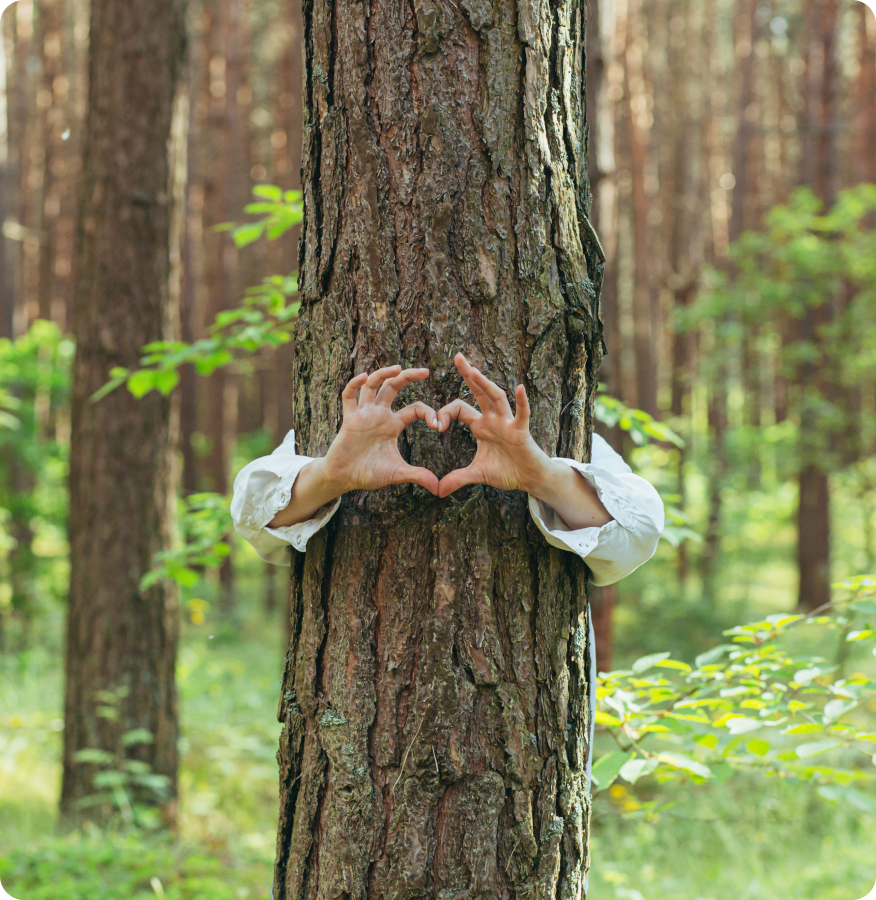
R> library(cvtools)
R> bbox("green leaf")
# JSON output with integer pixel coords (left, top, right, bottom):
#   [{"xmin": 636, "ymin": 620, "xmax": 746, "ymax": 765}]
[
  {"xmin": 127, "ymin": 369, "xmax": 157, "ymax": 398},
  {"xmin": 657, "ymin": 753, "xmax": 712, "ymax": 779},
  {"xmin": 121, "ymin": 728, "xmax": 154, "ymax": 747},
  {"xmin": 823, "ymin": 699, "xmax": 857, "ymax": 722},
  {"xmin": 232, "ymin": 222, "xmax": 267, "ymax": 247},
  {"xmin": 726, "ymin": 717, "xmax": 762, "ymax": 735},
  {"xmin": 793, "ymin": 667, "xmax": 823, "ymax": 685},
  {"xmin": 695, "ymin": 733, "xmax": 718, "ymax": 750},
  {"xmin": 619, "ymin": 757, "xmax": 659, "ymax": 785},
  {"xmin": 591, "ymin": 751, "xmax": 633, "ymax": 791},
  {"xmin": 783, "ymin": 723, "xmax": 824, "ymax": 735},
  {"xmin": 631, "ymin": 651, "xmax": 672, "ymax": 674},
  {"xmin": 153, "ymin": 369, "xmax": 180, "ymax": 396},
  {"xmin": 795, "ymin": 740, "xmax": 842, "ymax": 759},
  {"xmin": 252, "ymin": 184, "xmax": 284, "ymax": 201},
  {"xmin": 695, "ymin": 644, "xmax": 735, "ymax": 668},
  {"xmin": 73, "ymin": 748, "xmax": 115, "ymax": 765},
  {"xmin": 747, "ymin": 739, "xmax": 771, "ymax": 757},
  {"xmin": 655, "ymin": 659, "xmax": 692, "ymax": 672},
  {"xmin": 93, "ymin": 771, "xmax": 128, "ymax": 788}
]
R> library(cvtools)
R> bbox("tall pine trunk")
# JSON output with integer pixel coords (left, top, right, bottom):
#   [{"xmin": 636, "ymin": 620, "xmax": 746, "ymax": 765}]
[
  {"xmin": 61, "ymin": 0, "xmax": 187, "ymax": 822},
  {"xmin": 272, "ymin": 0, "xmax": 603, "ymax": 892},
  {"xmin": 795, "ymin": 0, "xmax": 837, "ymax": 611}
]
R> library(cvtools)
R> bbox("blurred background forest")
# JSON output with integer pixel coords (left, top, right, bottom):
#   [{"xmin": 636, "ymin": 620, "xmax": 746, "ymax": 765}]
[{"xmin": 1, "ymin": 0, "xmax": 876, "ymax": 897}]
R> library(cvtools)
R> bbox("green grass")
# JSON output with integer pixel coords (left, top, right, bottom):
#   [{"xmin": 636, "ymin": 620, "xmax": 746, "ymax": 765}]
[
  {"xmin": 1, "ymin": 558, "xmax": 285, "ymax": 899},
  {"xmin": 589, "ymin": 776, "xmax": 876, "ymax": 900}
]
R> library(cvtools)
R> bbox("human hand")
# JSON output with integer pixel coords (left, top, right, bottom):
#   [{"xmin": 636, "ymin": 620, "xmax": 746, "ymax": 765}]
[
  {"xmin": 436, "ymin": 353, "xmax": 555, "ymax": 498},
  {"xmin": 320, "ymin": 365, "xmax": 441, "ymax": 496}
]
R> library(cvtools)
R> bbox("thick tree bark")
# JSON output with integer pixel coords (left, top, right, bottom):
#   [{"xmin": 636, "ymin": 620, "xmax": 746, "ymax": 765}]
[
  {"xmin": 61, "ymin": 0, "xmax": 187, "ymax": 822},
  {"xmin": 273, "ymin": 0, "xmax": 603, "ymax": 893}
]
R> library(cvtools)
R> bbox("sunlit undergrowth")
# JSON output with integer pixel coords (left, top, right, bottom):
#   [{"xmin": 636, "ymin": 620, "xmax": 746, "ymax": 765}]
[
  {"xmin": 0, "ymin": 562, "xmax": 285, "ymax": 899},
  {"xmin": 3, "ymin": 487, "xmax": 876, "ymax": 898}
]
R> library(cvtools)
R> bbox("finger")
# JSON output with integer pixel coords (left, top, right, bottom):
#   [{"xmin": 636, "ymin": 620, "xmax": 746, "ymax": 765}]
[
  {"xmin": 359, "ymin": 365, "xmax": 402, "ymax": 406},
  {"xmin": 342, "ymin": 373, "xmax": 369, "ymax": 417},
  {"xmin": 393, "ymin": 465, "xmax": 440, "ymax": 496},
  {"xmin": 437, "ymin": 399, "xmax": 481, "ymax": 432},
  {"xmin": 375, "ymin": 368, "xmax": 430, "ymax": 407},
  {"xmin": 470, "ymin": 366, "xmax": 514, "ymax": 418},
  {"xmin": 454, "ymin": 353, "xmax": 495, "ymax": 413},
  {"xmin": 438, "ymin": 464, "xmax": 483, "ymax": 498},
  {"xmin": 514, "ymin": 384, "xmax": 531, "ymax": 431},
  {"xmin": 396, "ymin": 401, "xmax": 440, "ymax": 430}
]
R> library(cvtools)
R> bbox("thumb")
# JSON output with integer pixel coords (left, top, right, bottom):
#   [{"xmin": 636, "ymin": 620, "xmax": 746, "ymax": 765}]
[
  {"xmin": 393, "ymin": 464, "xmax": 440, "ymax": 496},
  {"xmin": 438, "ymin": 464, "xmax": 483, "ymax": 498}
]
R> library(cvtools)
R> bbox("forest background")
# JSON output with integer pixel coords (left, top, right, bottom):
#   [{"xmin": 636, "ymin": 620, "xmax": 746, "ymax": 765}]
[{"xmin": 1, "ymin": 0, "xmax": 876, "ymax": 897}]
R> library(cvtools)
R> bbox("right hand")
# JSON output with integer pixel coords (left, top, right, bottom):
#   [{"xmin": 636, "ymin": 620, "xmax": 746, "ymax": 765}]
[{"xmin": 320, "ymin": 366, "xmax": 441, "ymax": 495}]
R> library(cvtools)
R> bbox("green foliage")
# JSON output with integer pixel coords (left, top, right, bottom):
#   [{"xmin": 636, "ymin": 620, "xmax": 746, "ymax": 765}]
[
  {"xmin": 214, "ymin": 184, "xmax": 304, "ymax": 246},
  {"xmin": 0, "ymin": 322, "xmax": 73, "ymax": 638},
  {"xmin": 685, "ymin": 184, "xmax": 876, "ymax": 466},
  {"xmin": 71, "ymin": 688, "xmax": 170, "ymax": 828},
  {"xmin": 594, "ymin": 394, "xmax": 684, "ymax": 448},
  {"xmin": 0, "ymin": 831, "xmax": 270, "ymax": 900},
  {"xmin": 593, "ymin": 575, "xmax": 876, "ymax": 794},
  {"xmin": 93, "ymin": 186, "xmax": 304, "ymax": 403},
  {"xmin": 141, "ymin": 493, "xmax": 231, "ymax": 591},
  {"xmin": 590, "ymin": 773, "xmax": 876, "ymax": 900}
]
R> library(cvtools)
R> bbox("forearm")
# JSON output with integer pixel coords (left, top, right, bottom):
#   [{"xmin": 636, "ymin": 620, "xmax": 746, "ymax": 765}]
[
  {"xmin": 529, "ymin": 458, "xmax": 614, "ymax": 530},
  {"xmin": 268, "ymin": 457, "xmax": 346, "ymax": 528}
]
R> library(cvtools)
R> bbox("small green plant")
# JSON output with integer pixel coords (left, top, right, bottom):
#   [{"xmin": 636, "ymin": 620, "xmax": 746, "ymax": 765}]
[
  {"xmin": 594, "ymin": 394, "xmax": 684, "ymax": 449},
  {"xmin": 72, "ymin": 687, "xmax": 171, "ymax": 828},
  {"xmin": 141, "ymin": 492, "xmax": 231, "ymax": 591},
  {"xmin": 593, "ymin": 574, "xmax": 876, "ymax": 811}
]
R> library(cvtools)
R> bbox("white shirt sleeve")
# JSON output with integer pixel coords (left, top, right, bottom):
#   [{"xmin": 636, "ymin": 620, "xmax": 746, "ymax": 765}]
[
  {"xmin": 233, "ymin": 430, "xmax": 663, "ymax": 582},
  {"xmin": 527, "ymin": 434, "xmax": 665, "ymax": 586},
  {"xmin": 230, "ymin": 429, "xmax": 341, "ymax": 565}
]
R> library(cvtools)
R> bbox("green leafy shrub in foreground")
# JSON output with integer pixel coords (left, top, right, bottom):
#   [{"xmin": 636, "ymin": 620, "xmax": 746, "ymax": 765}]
[{"xmin": 594, "ymin": 574, "xmax": 876, "ymax": 809}]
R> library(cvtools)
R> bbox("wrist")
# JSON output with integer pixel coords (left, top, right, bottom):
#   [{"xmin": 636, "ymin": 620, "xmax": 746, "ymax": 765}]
[
  {"xmin": 520, "ymin": 451, "xmax": 565, "ymax": 498},
  {"xmin": 309, "ymin": 454, "xmax": 352, "ymax": 500}
]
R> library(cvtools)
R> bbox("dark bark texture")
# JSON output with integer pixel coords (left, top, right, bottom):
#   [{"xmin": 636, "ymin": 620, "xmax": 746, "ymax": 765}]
[
  {"xmin": 61, "ymin": 0, "xmax": 188, "ymax": 820},
  {"xmin": 273, "ymin": 0, "xmax": 604, "ymax": 894}
]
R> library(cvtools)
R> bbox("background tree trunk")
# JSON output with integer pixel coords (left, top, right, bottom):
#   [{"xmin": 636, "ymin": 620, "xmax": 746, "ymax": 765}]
[
  {"xmin": 60, "ymin": 0, "xmax": 187, "ymax": 822},
  {"xmin": 272, "ymin": 0, "xmax": 603, "ymax": 893},
  {"xmin": 795, "ymin": 0, "xmax": 837, "ymax": 611}
]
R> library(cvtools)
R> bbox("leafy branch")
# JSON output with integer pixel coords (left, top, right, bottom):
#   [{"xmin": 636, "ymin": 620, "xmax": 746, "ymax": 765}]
[
  {"xmin": 592, "ymin": 575, "xmax": 876, "ymax": 802},
  {"xmin": 91, "ymin": 186, "xmax": 304, "ymax": 403}
]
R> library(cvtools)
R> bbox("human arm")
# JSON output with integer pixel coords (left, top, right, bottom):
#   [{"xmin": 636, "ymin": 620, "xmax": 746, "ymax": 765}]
[
  {"xmin": 437, "ymin": 354, "xmax": 664, "ymax": 584},
  {"xmin": 231, "ymin": 366, "xmax": 440, "ymax": 561},
  {"xmin": 268, "ymin": 365, "xmax": 440, "ymax": 527}
]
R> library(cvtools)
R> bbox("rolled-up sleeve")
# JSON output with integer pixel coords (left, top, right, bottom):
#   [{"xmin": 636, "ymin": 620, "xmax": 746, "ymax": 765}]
[
  {"xmin": 230, "ymin": 429, "xmax": 341, "ymax": 565},
  {"xmin": 527, "ymin": 435, "xmax": 664, "ymax": 586}
]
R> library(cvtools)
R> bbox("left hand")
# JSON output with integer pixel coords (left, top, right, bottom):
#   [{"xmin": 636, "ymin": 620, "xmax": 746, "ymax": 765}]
[{"xmin": 436, "ymin": 353, "xmax": 554, "ymax": 498}]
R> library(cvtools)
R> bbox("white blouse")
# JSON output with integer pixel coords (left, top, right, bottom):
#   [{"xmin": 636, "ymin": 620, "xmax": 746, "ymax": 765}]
[{"xmin": 231, "ymin": 430, "xmax": 665, "ymax": 586}]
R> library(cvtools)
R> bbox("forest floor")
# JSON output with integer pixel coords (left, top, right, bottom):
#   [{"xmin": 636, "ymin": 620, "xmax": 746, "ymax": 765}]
[{"xmin": 2, "ymin": 461, "xmax": 876, "ymax": 900}]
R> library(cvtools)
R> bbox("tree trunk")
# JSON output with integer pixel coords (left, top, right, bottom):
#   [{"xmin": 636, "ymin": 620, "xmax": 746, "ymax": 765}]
[
  {"xmin": 795, "ymin": 0, "xmax": 837, "ymax": 612},
  {"xmin": 61, "ymin": 0, "xmax": 187, "ymax": 823},
  {"xmin": 853, "ymin": 3, "xmax": 876, "ymax": 188},
  {"xmin": 272, "ymin": 0, "xmax": 603, "ymax": 893},
  {"xmin": 623, "ymin": 0, "xmax": 658, "ymax": 418}
]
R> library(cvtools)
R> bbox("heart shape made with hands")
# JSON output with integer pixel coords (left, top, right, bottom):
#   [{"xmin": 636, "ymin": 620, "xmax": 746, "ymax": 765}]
[{"xmin": 335, "ymin": 352, "xmax": 549, "ymax": 501}]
